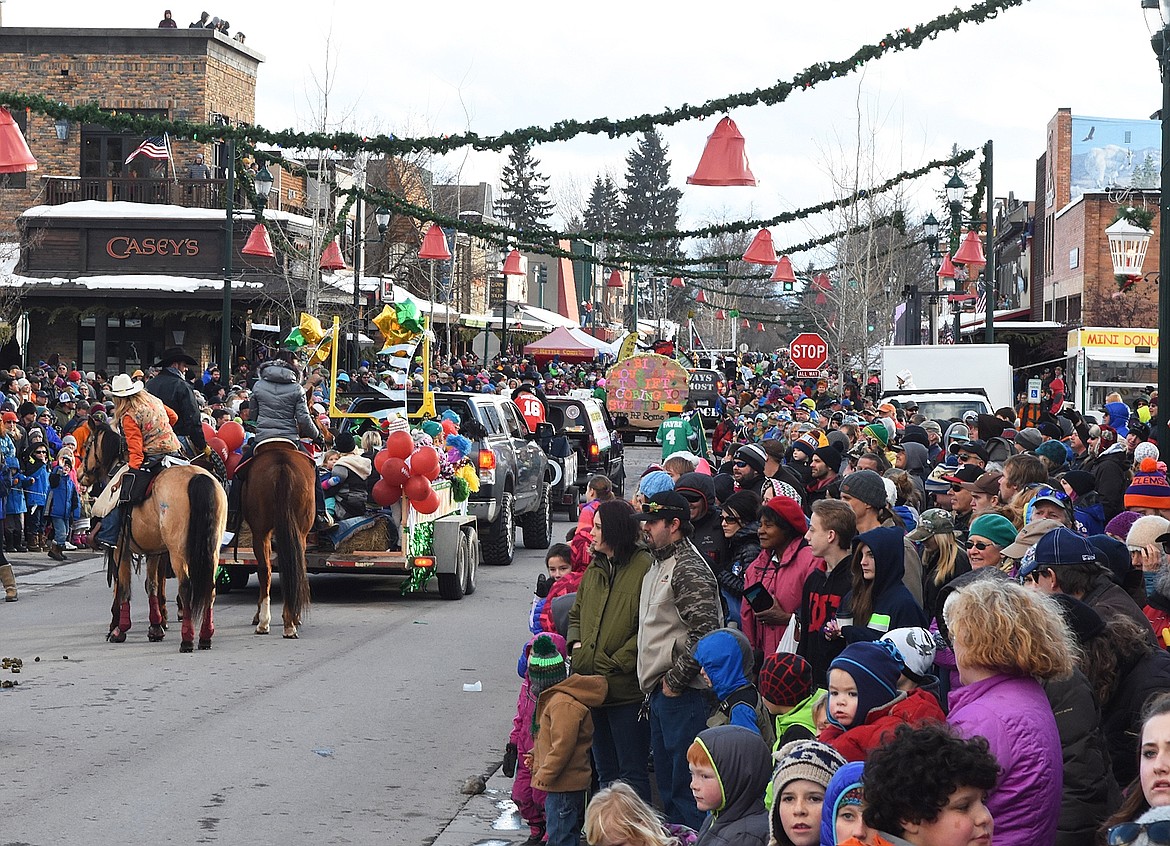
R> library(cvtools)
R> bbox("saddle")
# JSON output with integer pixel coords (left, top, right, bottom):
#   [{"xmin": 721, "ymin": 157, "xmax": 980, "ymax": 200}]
[{"xmin": 234, "ymin": 438, "xmax": 316, "ymax": 480}]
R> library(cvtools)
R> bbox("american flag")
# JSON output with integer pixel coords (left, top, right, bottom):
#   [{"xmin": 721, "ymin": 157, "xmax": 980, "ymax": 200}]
[{"xmin": 125, "ymin": 134, "xmax": 171, "ymax": 164}]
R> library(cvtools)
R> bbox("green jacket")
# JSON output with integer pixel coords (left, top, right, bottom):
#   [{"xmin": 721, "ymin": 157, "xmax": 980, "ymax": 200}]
[
  {"xmin": 773, "ymin": 688, "xmax": 824, "ymax": 752},
  {"xmin": 567, "ymin": 546, "xmax": 653, "ymax": 706}
]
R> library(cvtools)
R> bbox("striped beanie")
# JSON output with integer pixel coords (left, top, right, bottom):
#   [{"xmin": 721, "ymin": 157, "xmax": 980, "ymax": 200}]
[
  {"xmin": 1125, "ymin": 457, "xmax": 1170, "ymax": 510},
  {"xmin": 863, "ymin": 423, "xmax": 890, "ymax": 447}
]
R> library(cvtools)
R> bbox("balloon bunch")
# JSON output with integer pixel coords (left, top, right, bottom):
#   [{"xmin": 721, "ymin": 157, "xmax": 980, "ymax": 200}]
[
  {"xmin": 204, "ymin": 420, "xmax": 247, "ymax": 477},
  {"xmin": 371, "ymin": 430, "xmax": 442, "ymax": 515}
]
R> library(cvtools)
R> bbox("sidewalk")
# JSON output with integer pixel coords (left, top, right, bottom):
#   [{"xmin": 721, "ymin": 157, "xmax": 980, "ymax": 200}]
[
  {"xmin": 9, "ymin": 550, "xmax": 104, "ymax": 593},
  {"xmin": 432, "ymin": 769, "xmax": 529, "ymax": 846}
]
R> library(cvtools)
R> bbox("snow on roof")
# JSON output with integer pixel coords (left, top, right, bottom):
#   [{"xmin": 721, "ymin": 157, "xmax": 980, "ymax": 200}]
[{"xmin": 20, "ymin": 200, "xmax": 314, "ymax": 229}]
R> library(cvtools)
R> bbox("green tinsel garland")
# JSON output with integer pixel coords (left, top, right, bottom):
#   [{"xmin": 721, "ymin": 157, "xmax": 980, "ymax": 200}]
[
  {"xmin": 409, "ymin": 520, "xmax": 435, "ymax": 560},
  {"xmin": 450, "ymin": 476, "xmax": 470, "ymax": 503},
  {"xmin": 0, "ymin": 0, "xmax": 1029, "ymax": 156}
]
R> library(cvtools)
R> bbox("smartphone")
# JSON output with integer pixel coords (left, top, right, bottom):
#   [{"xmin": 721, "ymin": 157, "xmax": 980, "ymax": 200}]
[{"xmin": 743, "ymin": 582, "xmax": 774, "ymax": 613}]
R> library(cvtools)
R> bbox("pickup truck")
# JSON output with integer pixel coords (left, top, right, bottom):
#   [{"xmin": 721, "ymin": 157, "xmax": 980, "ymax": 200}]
[{"xmin": 345, "ymin": 392, "xmax": 553, "ymax": 566}]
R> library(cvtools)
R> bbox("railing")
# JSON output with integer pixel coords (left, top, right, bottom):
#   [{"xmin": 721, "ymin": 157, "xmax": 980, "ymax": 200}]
[{"xmin": 43, "ymin": 176, "xmax": 232, "ymax": 209}]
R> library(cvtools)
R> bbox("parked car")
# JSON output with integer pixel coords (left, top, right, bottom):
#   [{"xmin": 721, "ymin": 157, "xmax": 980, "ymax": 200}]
[
  {"xmin": 546, "ymin": 395, "xmax": 626, "ymax": 497},
  {"xmin": 344, "ymin": 392, "xmax": 553, "ymax": 566}
]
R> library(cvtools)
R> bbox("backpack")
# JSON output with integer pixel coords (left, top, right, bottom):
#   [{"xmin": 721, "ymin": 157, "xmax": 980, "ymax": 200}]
[{"xmin": 708, "ymin": 684, "xmax": 777, "ymax": 748}]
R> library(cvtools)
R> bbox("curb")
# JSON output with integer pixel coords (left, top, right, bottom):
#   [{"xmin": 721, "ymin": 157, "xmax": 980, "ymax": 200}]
[{"xmin": 432, "ymin": 770, "xmax": 529, "ymax": 846}]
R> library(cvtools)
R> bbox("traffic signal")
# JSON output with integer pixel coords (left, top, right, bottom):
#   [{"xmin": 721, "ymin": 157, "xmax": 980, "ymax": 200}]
[{"xmin": 783, "ymin": 279, "xmax": 794, "ymax": 293}]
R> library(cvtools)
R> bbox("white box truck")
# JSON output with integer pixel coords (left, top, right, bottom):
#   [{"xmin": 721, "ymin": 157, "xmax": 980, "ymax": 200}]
[{"xmin": 879, "ymin": 345, "xmax": 1014, "ymax": 421}]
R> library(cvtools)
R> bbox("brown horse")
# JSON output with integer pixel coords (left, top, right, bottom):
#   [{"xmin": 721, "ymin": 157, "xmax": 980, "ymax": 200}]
[
  {"xmin": 80, "ymin": 422, "xmax": 227, "ymax": 652},
  {"xmin": 234, "ymin": 440, "xmax": 313, "ymax": 637}
]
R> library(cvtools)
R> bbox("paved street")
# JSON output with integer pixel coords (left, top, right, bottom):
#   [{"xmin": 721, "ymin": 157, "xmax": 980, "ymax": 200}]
[{"xmin": 0, "ymin": 444, "xmax": 660, "ymax": 846}]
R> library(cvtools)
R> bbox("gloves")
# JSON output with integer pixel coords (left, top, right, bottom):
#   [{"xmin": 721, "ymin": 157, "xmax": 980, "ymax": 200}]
[
  {"xmin": 321, "ymin": 475, "xmax": 340, "ymax": 491},
  {"xmin": 535, "ymin": 573, "xmax": 552, "ymax": 599},
  {"xmin": 503, "ymin": 742, "xmax": 518, "ymax": 778}
]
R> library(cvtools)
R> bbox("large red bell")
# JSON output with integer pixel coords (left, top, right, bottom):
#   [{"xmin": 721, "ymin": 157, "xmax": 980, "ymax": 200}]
[
  {"xmin": 770, "ymin": 256, "xmax": 796, "ymax": 283},
  {"xmin": 502, "ymin": 248, "xmax": 524, "ymax": 276},
  {"xmin": 741, "ymin": 318, "xmax": 750, "ymax": 329},
  {"xmin": 953, "ymin": 231, "xmax": 986, "ymax": 275},
  {"xmin": 670, "ymin": 276, "xmax": 684, "ymax": 288},
  {"xmin": 937, "ymin": 253, "xmax": 957, "ymax": 280},
  {"xmin": 715, "ymin": 310, "xmax": 726, "ymax": 320},
  {"xmin": 742, "ymin": 228, "xmax": 779, "ymax": 265},
  {"xmin": 687, "ymin": 117, "xmax": 756, "ymax": 187},
  {"xmin": 756, "ymin": 322, "xmax": 765, "ymax": 332},
  {"xmin": 695, "ymin": 289, "xmax": 707, "ymax": 304},
  {"xmin": 606, "ymin": 269, "xmax": 624, "ymax": 288},
  {"xmin": 319, "ymin": 238, "xmax": 345, "ymax": 271},
  {"xmin": 0, "ymin": 107, "xmax": 36, "ymax": 174},
  {"xmin": 418, "ymin": 223, "xmax": 452, "ymax": 260},
  {"xmin": 241, "ymin": 223, "xmax": 274, "ymax": 258}
]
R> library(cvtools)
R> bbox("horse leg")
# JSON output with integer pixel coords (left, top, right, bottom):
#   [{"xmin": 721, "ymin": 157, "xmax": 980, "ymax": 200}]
[
  {"xmin": 157, "ymin": 554, "xmax": 170, "ymax": 629},
  {"xmin": 145, "ymin": 555, "xmax": 166, "ymax": 642},
  {"xmin": 178, "ymin": 577, "xmax": 195, "ymax": 652},
  {"xmin": 253, "ymin": 531, "xmax": 272, "ymax": 634},
  {"xmin": 106, "ymin": 548, "xmax": 133, "ymax": 643},
  {"xmin": 198, "ymin": 601, "xmax": 214, "ymax": 650}
]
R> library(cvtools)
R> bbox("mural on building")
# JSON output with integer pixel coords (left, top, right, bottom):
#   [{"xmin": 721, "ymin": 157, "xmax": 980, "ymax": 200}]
[{"xmin": 1070, "ymin": 116, "xmax": 1162, "ymax": 199}]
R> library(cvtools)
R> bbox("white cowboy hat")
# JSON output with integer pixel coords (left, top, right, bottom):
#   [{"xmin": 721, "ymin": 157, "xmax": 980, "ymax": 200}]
[{"xmin": 107, "ymin": 373, "xmax": 144, "ymax": 398}]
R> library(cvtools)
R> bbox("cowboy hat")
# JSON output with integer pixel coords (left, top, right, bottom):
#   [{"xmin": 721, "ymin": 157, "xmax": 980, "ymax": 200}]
[
  {"xmin": 107, "ymin": 373, "xmax": 144, "ymax": 397},
  {"xmin": 154, "ymin": 347, "xmax": 198, "ymax": 367}
]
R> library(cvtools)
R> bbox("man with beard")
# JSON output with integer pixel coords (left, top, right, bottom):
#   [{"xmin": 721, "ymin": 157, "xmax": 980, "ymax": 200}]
[{"xmin": 805, "ymin": 444, "xmax": 842, "ymax": 514}]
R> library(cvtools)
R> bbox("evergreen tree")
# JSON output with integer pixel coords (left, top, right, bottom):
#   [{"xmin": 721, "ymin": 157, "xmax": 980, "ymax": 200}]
[
  {"xmin": 618, "ymin": 130, "xmax": 682, "ymax": 258},
  {"xmin": 583, "ymin": 175, "xmax": 620, "ymax": 233},
  {"xmin": 496, "ymin": 141, "xmax": 555, "ymax": 232}
]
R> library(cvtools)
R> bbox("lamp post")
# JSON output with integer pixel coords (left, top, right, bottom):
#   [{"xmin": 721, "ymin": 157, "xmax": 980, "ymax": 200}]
[
  {"xmin": 923, "ymin": 212, "xmax": 940, "ymax": 343},
  {"xmin": 220, "ymin": 138, "xmax": 235, "ymax": 372},
  {"xmin": 1144, "ymin": 0, "xmax": 1170, "ymax": 448}
]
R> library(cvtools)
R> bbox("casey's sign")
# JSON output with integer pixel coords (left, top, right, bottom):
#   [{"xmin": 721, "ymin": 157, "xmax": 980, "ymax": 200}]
[{"xmin": 106, "ymin": 236, "xmax": 200, "ymax": 260}]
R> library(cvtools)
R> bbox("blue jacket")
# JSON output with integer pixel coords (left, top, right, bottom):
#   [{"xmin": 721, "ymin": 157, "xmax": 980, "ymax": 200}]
[
  {"xmin": 694, "ymin": 629, "xmax": 761, "ymax": 736},
  {"xmin": 820, "ymin": 761, "xmax": 865, "ymax": 846},
  {"xmin": 23, "ymin": 461, "xmax": 48, "ymax": 507},
  {"xmin": 4, "ymin": 456, "xmax": 27, "ymax": 515},
  {"xmin": 47, "ymin": 466, "xmax": 81, "ymax": 521}
]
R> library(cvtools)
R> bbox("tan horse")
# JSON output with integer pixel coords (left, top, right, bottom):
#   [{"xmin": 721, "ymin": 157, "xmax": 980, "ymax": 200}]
[
  {"xmin": 80, "ymin": 422, "xmax": 228, "ymax": 652},
  {"xmin": 233, "ymin": 440, "xmax": 313, "ymax": 637}
]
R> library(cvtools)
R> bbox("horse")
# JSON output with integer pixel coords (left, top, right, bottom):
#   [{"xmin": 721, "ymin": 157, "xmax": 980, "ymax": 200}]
[
  {"xmin": 232, "ymin": 440, "xmax": 313, "ymax": 638},
  {"xmin": 79, "ymin": 421, "xmax": 227, "ymax": 652}
]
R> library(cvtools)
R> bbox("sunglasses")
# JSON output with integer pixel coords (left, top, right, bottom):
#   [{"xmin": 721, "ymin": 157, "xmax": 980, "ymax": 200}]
[
  {"xmin": 966, "ymin": 540, "xmax": 994, "ymax": 550},
  {"xmin": 720, "ymin": 514, "xmax": 741, "ymax": 525},
  {"xmin": 956, "ymin": 454, "xmax": 979, "ymax": 462},
  {"xmin": 1108, "ymin": 822, "xmax": 1170, "ymax": 846},
  {"xmin": 950, "ymin": 484, "xmax": 964, "ymax": 492},
  {"xmin": 732, "ymin": 460, "xmax": 748, "ymax": 468},
  {"xmin": 1034, "ymin": 486, "xmax": 1070, "ymax": 502}
]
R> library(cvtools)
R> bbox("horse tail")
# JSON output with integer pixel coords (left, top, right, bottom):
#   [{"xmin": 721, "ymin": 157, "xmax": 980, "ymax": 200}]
[
  {"xmin": 272, "ymin": 460, "xmax": 310, "ymax": 622},
  {"xmin": 183, "ymin": 472, "xmax": 222, "ymax": 626}
]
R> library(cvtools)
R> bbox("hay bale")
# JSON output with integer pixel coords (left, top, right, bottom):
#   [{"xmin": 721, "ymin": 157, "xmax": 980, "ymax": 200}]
[{"xmin": 334, "ymin": 516, "xmax": 393, "ymax": 554}]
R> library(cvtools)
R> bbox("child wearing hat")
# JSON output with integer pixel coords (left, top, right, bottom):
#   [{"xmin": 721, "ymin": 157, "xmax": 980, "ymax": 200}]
[
  {"xmin": 689, "ymin": 725, "xmax": 773, "ymax": 846},
  {"xmin": 766, "ymin": 739, "xmax": 847, "ymax": 846},
  {"xmin": 820, "ymin": 761, "xmax": 868, "ymax": 846},
  {"xmin": 526, "ymin": 633, "xmax": 608, "ymax": 846},
  {"xmin": 818, "ymin": 640, "xmax": 944, "ymax": 762},
  {"xmin": 1127, "ymin": 457, "xmax": 1170, "ymax": 519},
  {"xmin": 757, "ymin": 652, "xmax": 824, "ymax": 750},
  {"xmin": 694, "ymin": 628, "xmax": 775, "ymax": 746}
]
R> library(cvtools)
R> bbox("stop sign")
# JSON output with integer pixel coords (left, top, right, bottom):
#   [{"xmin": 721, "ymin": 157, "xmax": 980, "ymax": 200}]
[{"xmin": 788, "ymin": 332, "xmax": 829, "ymax": 371}]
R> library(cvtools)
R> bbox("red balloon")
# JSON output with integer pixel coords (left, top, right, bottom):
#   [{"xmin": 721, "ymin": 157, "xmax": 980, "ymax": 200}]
[
  {"xmin": 202, "ymin": 422, "xmax": 217, "ymax": 444},
  {"xmin": 403, "ymin": 475, "xmax": 433, "ymax": 503},
  {"xmin": 218, "ymin": 421, "xmax": 245, "ymax": 452},
  {"xmin": 208, "ymin": 437, "xmax": 229, "ymax": 463},
  {"xmin": 373, "ymin": 448, "xmax": 394, "ymax": 475},
  {"xmin": 386, "ymin": 430, "xmax": 414, "ymax": 460},
  {"xmin": 371, "ymin": 478, "xmax": 402, "ymax": 507},
  {"xmin": 224, "ymin": 452, "xmax": 242, "ymax": 479},
  {"xmin": 407, "ymin": 446, "xmax": 440, "ymax": 481},
  {"xmin": 413, "ymin": 489, "xmax": 441, "ymax": 515},
  {"xmin": 383, "ymin": 457, "xmax": 410, "ymax": 485}
]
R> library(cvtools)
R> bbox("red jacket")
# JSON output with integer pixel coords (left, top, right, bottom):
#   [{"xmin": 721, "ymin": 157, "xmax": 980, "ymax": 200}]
[
  {"xmin": 817, "ymin": 688, "xmax": 945, "ymax": 762},
  {"xmin": 1146, "ymin": 603, "xmax": 1170, "ymax": 648}
]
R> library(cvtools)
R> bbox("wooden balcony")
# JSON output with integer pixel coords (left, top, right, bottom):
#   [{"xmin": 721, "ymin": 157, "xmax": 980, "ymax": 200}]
[{"xmin": 42, "ymin": 176, "xmax": 233, "ymax": 209}]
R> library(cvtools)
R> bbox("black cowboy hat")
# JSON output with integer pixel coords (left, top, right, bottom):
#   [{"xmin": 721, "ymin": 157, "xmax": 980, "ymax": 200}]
[{"xmin": 154, "ymin": 347, "xmax": 198, "ymax": 367}]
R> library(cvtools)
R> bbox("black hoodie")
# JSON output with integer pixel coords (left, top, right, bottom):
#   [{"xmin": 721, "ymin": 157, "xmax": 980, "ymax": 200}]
[
  {"xmin": 842, "ymin": 526, "xmax": 927, "ymax": 643},
  {"xmin": 694, "ymin": 725, "xmax": 772, "ymax": 846}
]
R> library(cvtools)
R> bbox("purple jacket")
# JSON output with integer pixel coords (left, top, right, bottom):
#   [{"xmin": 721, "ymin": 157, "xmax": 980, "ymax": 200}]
[{"xmin": 948, "ymin": 674, "xmax": 1062, "ymax": 846}]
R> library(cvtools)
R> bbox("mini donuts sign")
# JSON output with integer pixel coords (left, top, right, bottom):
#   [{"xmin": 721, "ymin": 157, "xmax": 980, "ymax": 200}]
[{"xmin": 605, "ymin": 353, "xmax": 690, "ymax": 429}]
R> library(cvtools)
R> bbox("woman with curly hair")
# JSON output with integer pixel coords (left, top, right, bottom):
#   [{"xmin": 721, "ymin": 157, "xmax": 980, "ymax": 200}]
[
  {"xmin": 849, "ymin": 722, "xmax": 998, "ymax": 846},
  {"xmin": 943, "ymin": 578, "xmax": 1075, "ymax": 846}
]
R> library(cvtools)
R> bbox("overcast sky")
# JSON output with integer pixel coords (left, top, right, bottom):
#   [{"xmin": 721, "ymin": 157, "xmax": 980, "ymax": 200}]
[{"xmin": 7, "ymin": 1, "xmax": 1163, "ymax": 254}]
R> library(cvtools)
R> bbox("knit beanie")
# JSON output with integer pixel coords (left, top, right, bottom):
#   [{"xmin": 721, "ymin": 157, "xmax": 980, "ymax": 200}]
[
  {"xmin": 1136, "ymin": 442, "xmax": 1162, "ymax": 467},
  {"xmin": 527, "ymin": 634, "xmax": 567, "ymax": 698},
  {"xmin": 967, "ymin": 513, "xmax": 1019, "ymax": 549},
  {"xmin": 839, "ymin": 469, "xmax": 887, "ymax": 510},
  {"xmin": 334, "ymin": 431, "xmax": 357, "ymax": 454},
  {"xmin": 758, "ymin": 652, "xmax": 814, "ymax": 708},
  {"xmin": 736, "ymin": 443, "xmax": 768, "ymax": 474},
  {"xmin": 1127, "ymin": 515, "xmax": 1170, "ymax": 551},
  {"xmin": 900, "ymin": 425, "xmax": 930, "ymax": 448},
  {"xmin": 828, "ymin": 640, "xmax": 903, "ymax": 728},
  {"xmin": 1106, "ymin": 510, "xmax": 1144, "ymax": 541},
  {"xmin": 862, "ymin": 423, "xmax": 889, "ymax": 447},
  {"xmin": 880, "ymin": 627, "xmax": 938, "ymax": 684},
  {"xmin": 1014, "ymin": 427, "xmax": 1043, "ymax": 452},
  {"xmin": 638, "ymin": 470, "xmax": 675, "ymax": 498},
  {"xmin": 1036, "ymin": 440, "xmax": 1068, "ymax": 466},
  {"xmin": 1126, "ymin": 457, "xmax": 1170, "ymax": 510},
  {"xmin": 1061, "ymin": 470, "xmax": 1096, "ymax": 497},
  {"xmin": 770, "ymin": 740, "xmax": 847, "ymax": 796},
  {"xmin": 814, "ymin": 445, "xmax": 843, "ymax": 471},
  {"xmin": 791, "ymin": 436, "xmax": 818, "ymax": 461}
]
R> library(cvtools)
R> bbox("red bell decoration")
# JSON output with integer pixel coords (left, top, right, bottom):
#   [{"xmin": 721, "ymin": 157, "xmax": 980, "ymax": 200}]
[
  {"xmin": 756, "ymin": 322, "xmax": 765, "ymax": 332},
  {"xmin": 687, "ymin": 116, "xmax": 756, "ymax": 187},
  {"xmin": 813, "ymin": 272, "xmax": 832, "ymax": 306},
  {"xmin": 695, "ymin": 289, "xmax": 707, "ymax": 304},
  {"xmin": 715, "ymin": 310, "xmax": 726, "ymax": 320},
  {"xmin": 0, "ymin": 107, "xmax": 37, "ymax": 174},
  {"xmin": 937, "ymin": 252, "xmax": 957, "ymax": 280},
  {"xmin": 606, "ymin": 270, "xmax": 624, "ymax": 288},
  {"xmin": 742, "ymin": 228, "xmax": 779, "ymax": 265},
  {"xmin": 319, "ymin": 238, "xmax": 345, "ymax": 271},
  {"xmin": 502, "ymin": 248, "xmax": 524, "ymax": 276},
  {"xmin": 241, "ymin": 224, "xmax": 275, "ymax": 258},
  {"xmin": 741, "ymin": 318, "xmax": 750, "ymax": 329},
  {"xmin": 670, "ymin": 276, "xmax": 684, "ymax": 288},
  {"xmin": 418, "ymin": 223, "xmax": 452, "ymax": 260},
  {"xmin": 770, "ymin": 255, "xmax": 796, "ymax": 283},
  {"xmin": 953, "ymin": 231, "xmax": 986, "ymax": 276}
]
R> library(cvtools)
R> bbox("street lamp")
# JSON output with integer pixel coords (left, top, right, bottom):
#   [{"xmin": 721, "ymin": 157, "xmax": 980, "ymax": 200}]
[
  {"xmin": 1143, "ymin": 0, "xmax": 1170, "ymax": 447},
  {"xmin": 374, "ymin": 207, "xmax": 390, "ymax": 240}
]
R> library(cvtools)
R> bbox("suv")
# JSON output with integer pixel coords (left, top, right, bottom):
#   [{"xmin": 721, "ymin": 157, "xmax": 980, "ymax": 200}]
[
  {"xmin": 345, "ymin": 392, "xmax": 553, "ymax": 566},
  {"xmin": 546, "ymin": 395, "xmax": 626, "ymax": 497}
]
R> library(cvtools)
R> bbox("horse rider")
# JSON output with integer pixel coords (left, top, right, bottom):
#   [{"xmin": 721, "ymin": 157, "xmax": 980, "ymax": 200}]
[
  {"xmin": 145, "ymin": 347, "xmax": 208, "ymax": 457},
  {"xmin": 94, "ymin": 373, "xmax": 184, "ymax": 552},
  {"xmin": 230, "ymin": 353, "xmax": 331, "ymax": 529}
]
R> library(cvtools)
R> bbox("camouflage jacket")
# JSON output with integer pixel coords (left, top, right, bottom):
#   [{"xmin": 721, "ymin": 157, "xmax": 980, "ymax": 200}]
[{"xmin": 637, "ymin": 538, "xmax": 723, "ymax": 694}]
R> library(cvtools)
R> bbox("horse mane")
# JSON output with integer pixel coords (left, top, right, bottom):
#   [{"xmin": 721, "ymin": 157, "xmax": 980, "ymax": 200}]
[{"xmin": 92, "ymin": 420, "xmax": 121, "ymax": 470}]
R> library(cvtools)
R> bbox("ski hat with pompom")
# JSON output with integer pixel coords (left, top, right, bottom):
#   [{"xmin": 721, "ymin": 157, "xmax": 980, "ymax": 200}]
[{"xmin": 1125, "ymin": 457, "xmax": 1170, "ymax": 511}]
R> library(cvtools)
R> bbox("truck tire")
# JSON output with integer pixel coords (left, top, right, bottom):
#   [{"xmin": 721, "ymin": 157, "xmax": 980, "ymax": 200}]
[
  {"xmin": 481, "ymin": 491, "xmax": 516, "ymax": 566},
  {"xmin": 224, "ymin": 565, "xmax": 250, "ymax": 592},
  {"xmin": 521, "ymin": 483, "xmax": 553, "ymax": 549},
  {"xmin": 564, "ymin": 488, "xmax": 580, "ymax": 522},
  {"xmin": 437, "ymin": 540, "xmax": 467, "ymax": 601},
  {"xmin": 613, "ymin": 467, "xmax": 626, "ymax": 497},
  {"xmin": 462, "ymin": 527, "xmax": 477, "ymax": 596}
]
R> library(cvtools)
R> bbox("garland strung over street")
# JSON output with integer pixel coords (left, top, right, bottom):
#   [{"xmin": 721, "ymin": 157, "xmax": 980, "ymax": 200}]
[{"xmin": 0, "ymin": 0, "xmax": 1028, "ymax": 156}]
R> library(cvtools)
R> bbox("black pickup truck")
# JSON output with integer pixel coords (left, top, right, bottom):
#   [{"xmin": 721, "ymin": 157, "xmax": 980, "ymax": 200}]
[{"xmin": 345, "ymin": 392, "xmax": 553, "ymax": 566}]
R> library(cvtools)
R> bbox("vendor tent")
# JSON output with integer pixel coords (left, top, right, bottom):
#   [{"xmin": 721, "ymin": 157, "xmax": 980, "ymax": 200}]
[
  {"xmin": 524, "ymin": 326, "xmax": 600, "ymax": 361},
  {"xmin": 566, "ymin": 327, "xmax": 618, "ymax": 357}
]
